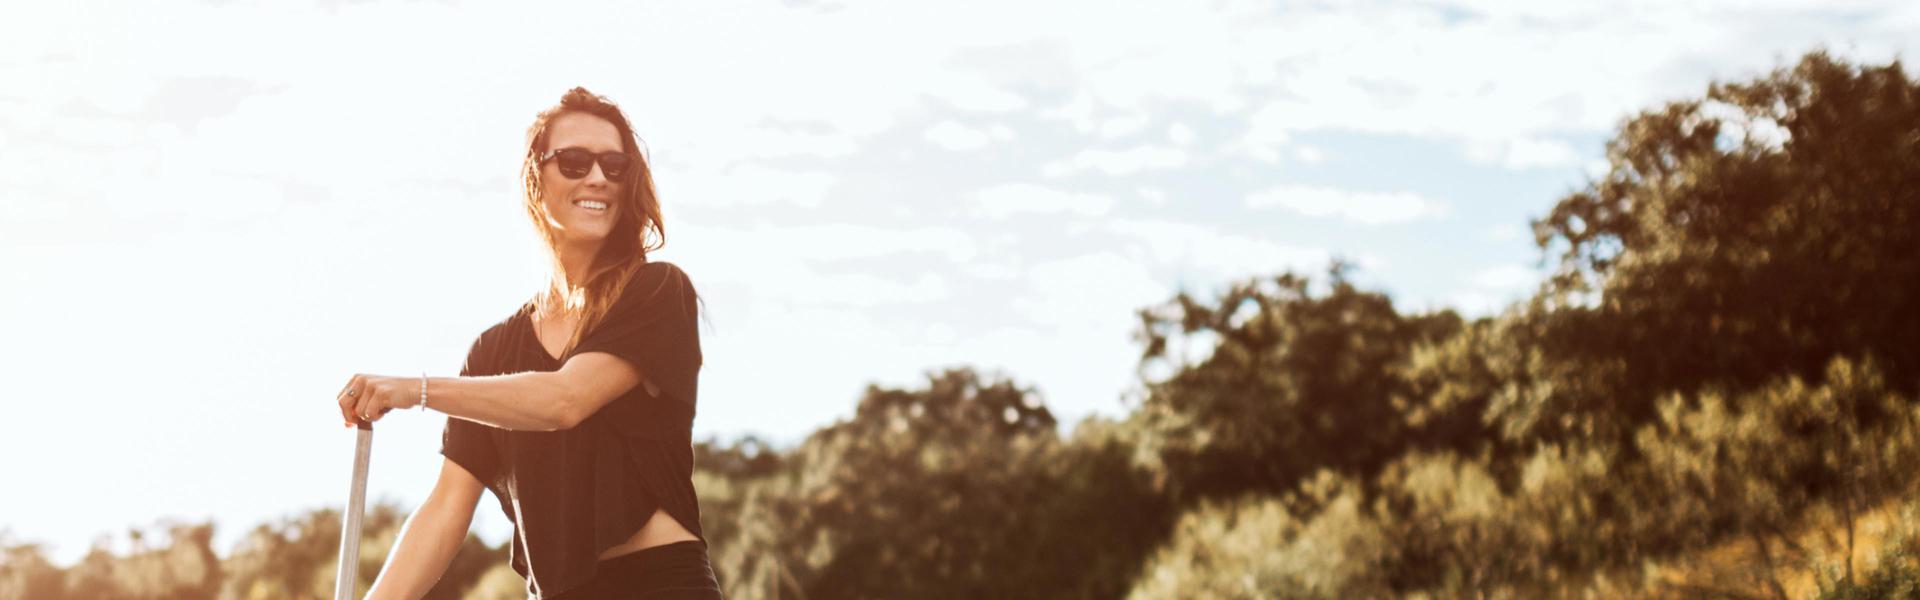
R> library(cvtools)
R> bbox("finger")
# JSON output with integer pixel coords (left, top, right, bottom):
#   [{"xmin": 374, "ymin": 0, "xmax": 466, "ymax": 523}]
[
  {"xmin": 339, "ymin": 383, "xmax": 365, "ymax": 425},
  {"xmin": 338, "ymin": 374, "xmax": 363, "ymax": 399},
  {"xmin": 338, "ymin": 376, "xmax": 361, "ymax": 402},
  {"xmin": 339, "ymin": 387, "xmax": 357, "ymax": 419},
  {"xmin": 355, "ymin": 388, "xmax": 388, "ymax": 423},
  {"xmin": 362, "ymin": 391, "xmax": 382, "ymax": 422}
]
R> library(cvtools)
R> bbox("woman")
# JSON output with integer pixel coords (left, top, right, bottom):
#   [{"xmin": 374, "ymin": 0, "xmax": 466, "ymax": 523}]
[{"xmin": 334, "ymin": 87, "xmax": 720, "ymax": 599}]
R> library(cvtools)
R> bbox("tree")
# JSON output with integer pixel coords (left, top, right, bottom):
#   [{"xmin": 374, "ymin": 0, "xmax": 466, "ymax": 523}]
[
  {"xmin": 1129, "ymin": 264, "xmax": 1461, "ymax": 501},
  {"xmin": 0, "ymin": 535, "xmax": 66, "ymax": 599},
  {"xmin": 706, "ymin": 367, "xmax": 1171, "ymax": 599},
  {"xmin": 1523, "ymin": 51, "xmax": 1920, "ymax": 444}
]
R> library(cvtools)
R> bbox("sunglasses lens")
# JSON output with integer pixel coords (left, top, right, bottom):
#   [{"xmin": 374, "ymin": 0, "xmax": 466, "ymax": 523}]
[
  {"xmin": 600, "ymin": 154, "xmax": 631, "ymax": 178},
  {"xmin": 554, "ymin": 149, "xmax": 594, "ymax": 178}
]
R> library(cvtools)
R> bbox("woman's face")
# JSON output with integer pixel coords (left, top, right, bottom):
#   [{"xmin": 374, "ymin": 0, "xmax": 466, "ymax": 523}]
[{"xmin": 538, "ymin": 112, "xmax": 627, "ymax": 246}]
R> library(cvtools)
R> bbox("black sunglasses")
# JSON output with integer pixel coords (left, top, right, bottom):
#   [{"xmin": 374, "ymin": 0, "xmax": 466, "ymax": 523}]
[{"xmin": 538, "ymin": 147, "xmax": 634, "ymax": 179}]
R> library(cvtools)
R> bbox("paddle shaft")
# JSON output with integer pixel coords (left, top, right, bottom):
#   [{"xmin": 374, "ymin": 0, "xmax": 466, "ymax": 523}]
[{"xmin": 335, "ymin": 423, "xmax": 373, "ymax": 600}]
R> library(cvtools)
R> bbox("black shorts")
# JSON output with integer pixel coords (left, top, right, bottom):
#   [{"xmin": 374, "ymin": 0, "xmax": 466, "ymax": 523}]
[{"xmin": 551, "ymin": 540, "xmax": 723, "ymax": 600}]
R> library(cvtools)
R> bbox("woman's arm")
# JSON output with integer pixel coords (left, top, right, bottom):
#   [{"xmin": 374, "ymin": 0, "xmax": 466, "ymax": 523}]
[
  {"xmin": 364, "ymin": 458, "xmax": 486, "ymax": 600},
  {"xmin": 338, "ymin": 352, "xmax": 650, "ymax": 431}
]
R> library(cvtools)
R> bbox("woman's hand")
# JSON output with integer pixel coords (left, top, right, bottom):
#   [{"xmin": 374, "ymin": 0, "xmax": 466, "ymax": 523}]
[{"xmin": 336, "ymin": 374, "xmax": 421, "ymax": 428}]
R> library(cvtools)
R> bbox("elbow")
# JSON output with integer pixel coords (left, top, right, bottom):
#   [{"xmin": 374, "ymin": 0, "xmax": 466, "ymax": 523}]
[
  {"xmin": 551, "ymin": 408, "xmax": 586, "ymax": 431},
  {"xmin": 549, "ymin": 374, "xmax": 591, "ymax": 430}
]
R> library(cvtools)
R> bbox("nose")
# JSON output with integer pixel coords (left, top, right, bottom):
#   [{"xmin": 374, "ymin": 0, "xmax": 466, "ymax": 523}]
[{"xmin": 583, "ymin": 163, "xmax": 611, "ymax": 187}]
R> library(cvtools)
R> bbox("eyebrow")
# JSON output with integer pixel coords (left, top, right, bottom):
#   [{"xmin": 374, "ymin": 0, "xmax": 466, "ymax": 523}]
[{"xmin": 551, "ymin": 144, "xmax": 624, "ymax": 153}]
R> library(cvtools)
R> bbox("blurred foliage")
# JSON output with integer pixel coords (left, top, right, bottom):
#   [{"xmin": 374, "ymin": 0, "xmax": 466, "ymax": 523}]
[
  {"xmin": 699, "ymin": 368, "xmax": 1174, "ymax": 599},
  {"xmin": 1128, "ymin": 265, "xmax": 1465, "ymax": 502},
  {"xmin": 1521, "ymin": 50, "xmax": 1920, "ymax": 445},
  {"xmin": 6, "ymin": 50, "xmax": 1917, "ymax": 599},
  {"xmin": 1818, "ymin": 545, "xmax": 1920, "ymax": 600}
]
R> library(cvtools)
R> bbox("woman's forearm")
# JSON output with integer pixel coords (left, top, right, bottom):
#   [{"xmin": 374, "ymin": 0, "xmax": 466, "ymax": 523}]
[
  {"xmin": 365, "ymin": 501, "xmax": 473, "ymax": 600},
  {"xmin": 427, "ymin": 371, "xmax": 576, "ymax": 431}
]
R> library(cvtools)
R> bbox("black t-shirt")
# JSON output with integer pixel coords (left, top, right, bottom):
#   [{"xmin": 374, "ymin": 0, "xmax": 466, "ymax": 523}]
[{"xmin": 440, "ymin": 261, "xmax": 704, "ymax": 599}]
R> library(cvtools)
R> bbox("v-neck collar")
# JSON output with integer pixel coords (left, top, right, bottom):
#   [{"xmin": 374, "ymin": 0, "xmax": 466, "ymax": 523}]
[{"xmin": 517, "ymin": 302, "xmax": 567, "ymax": 364}]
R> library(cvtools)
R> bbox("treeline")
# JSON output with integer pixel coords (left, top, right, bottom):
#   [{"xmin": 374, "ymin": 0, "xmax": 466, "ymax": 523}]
[{"xmin": 4, "ymin": 50, "xmax": 1917, "ymax": 599}]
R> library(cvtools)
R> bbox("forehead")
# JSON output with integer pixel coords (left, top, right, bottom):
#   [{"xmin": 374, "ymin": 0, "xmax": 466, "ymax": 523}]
[{"xmin": 546, "ymin": 112, "xmax": 623, "ymax": 153}]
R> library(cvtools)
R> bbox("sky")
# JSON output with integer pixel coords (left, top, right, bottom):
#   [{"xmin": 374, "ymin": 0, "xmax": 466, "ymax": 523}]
[{"xmin": 2, "ymin": 0, "xmax": 1915, "ymax": 566}]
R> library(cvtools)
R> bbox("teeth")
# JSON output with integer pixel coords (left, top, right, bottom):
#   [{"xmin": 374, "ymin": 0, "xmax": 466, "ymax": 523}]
[{"xmin": 575, "ymin": 200, "xmax": 608, "ymax": 211}]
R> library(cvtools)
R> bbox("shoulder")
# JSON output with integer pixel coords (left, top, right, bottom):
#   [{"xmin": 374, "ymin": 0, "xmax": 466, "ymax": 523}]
[
  {"xmin": 467, "ymin": 306, "xmax": 529, "ymax": 357},
  {"xmin": 621, "ymin": 261, "xmax": 697, "ymax": 303},
  {"xmin": 633, "ymin": 260, "xmax": 693, "ymax": 287}
]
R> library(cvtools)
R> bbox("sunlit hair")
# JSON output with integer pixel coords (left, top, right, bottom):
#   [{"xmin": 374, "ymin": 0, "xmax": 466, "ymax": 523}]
[{"xmin": 520, "ymin": 86, "xmax": 668, "ymax": 356}]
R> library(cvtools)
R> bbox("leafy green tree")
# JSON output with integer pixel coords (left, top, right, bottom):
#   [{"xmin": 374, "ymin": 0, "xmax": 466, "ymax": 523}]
[
  {"xmin": 1524, "ymin": 51, "xmax": 1920, "ymax": 444},
  {"xmin": 1129, "ymin": 265, "xmax": 1461, "ymax": 501},
  {"xmin": 706, "ymin": 367, "xmax": 1171, "ymax": 599}
]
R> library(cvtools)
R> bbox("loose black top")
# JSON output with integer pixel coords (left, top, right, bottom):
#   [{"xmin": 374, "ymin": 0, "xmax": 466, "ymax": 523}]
[{"xmin": 440, "ymin": 261, "xmax": 704, "ymax": 599}]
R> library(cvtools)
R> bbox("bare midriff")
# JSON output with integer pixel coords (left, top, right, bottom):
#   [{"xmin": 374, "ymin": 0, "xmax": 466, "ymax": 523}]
[{"xmin": 598, "ymin": 508, "xmax": 699, "ymax": 560}]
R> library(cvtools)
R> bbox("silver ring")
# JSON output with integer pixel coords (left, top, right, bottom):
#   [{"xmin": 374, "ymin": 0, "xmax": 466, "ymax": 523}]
[{"xmin": 347, "ymin": 390, "xmax": 358, "ymax": 397}]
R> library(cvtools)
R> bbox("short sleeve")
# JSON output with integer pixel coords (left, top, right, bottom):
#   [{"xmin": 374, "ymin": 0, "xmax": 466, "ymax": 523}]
[
  {"xmin": 440, "ymin": 334, "xmax": 499, "ymax": 485},
  {"xmin": 572, "ymin": 261, "xmax": 703, "ymax": 412}
]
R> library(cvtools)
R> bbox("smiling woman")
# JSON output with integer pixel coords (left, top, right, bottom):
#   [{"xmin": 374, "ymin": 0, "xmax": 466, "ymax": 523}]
[{"xmin": 333, "ymin": 87, "xmax": 720, "ymax": 600}]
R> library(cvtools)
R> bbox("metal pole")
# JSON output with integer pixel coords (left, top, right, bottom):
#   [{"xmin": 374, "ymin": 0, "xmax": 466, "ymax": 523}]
[{"xmin": 335, "ymin": 423, "xmax": 373, "ymax": 600}]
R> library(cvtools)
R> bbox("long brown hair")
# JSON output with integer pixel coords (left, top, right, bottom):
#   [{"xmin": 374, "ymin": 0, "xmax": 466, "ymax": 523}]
[{"xmin": 520, "ymin": 86, "xmax": 667, "ymax": 356}]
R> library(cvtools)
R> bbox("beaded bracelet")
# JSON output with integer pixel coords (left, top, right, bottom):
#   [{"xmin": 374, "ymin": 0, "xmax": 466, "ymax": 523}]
[{"xmin": 419, "ymin": 372, "xmax": 429, "ymax": 411}]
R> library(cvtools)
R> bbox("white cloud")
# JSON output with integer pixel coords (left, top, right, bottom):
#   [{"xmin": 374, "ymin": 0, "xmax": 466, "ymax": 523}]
[
  {"xmin": 711, "ymin": 124, "xmax": 864, "ymax": 161},
  {"xmin": 1464, "ymin": 137, "xmax": 1583, "ymax": 170},
  {"xmin": 1168, "ymin": 122, "xmax": 1196, "ymax": 146},
  {"xmin": 676, "ymin": 220, "xmax": 980, "ymax": 268},
  {"xmin": 924, "ymin": 322, "xmax": 958, "ymax": 345},
  {"xmin": 1042, "ymin": 145, "xmax": 1190, "ymax": 177},
  {"xmin": 1098, "ymin": 113, "xmax": 1150, "ymax": 138},
  {"xmin": 786, "ymin": 271, "xmax": 952, "ymax": 307},
  {"xmin": 973, "ymin": 183, "xmax": 1114, "ymax": 218},
  {"xmin": 1106, "ymin": 218, "xmax": 1331, "ymax": 282},
  {"xmin": 1293, "ymin": 145, "xmax": 1326, "ymax": 164},
  {"xmin": 1245, "ymin": 185, "xmax": 1449, "ymax": 224},
  {"xmin": 1039, "ymin": 91, "xmax": 1098, "ymax": 134},
  {"xmin": 1012, "ymin": 252, "xmax": 1170, "ymax": 330},
  {"xmin": 924, "ymin": 120, "xmax": 995, "ymax": 151},
  {"xmin": 656, "ymin": 222, "xmax": 968, "ymax": 312},
  {"xmin": 1233, "ymin": 102, "xmax": 1294, "ymax": 164},
  {"xmin": 664, "ymin": 165, "xmax": 839, "ymax": 208},
  {"xmin": 922, "ymin": 72, "xmax": 1032, "ymax": 112},
  {"xmin": 1205, "ymin": 2, "xmax": 1911, "ymax": 171}
]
